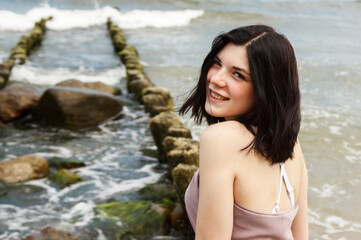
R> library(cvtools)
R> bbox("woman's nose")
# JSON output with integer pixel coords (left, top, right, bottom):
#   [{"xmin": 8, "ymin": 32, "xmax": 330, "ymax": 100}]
[{"xmin": 210, "ymin": 69, "xmax": 227, "ymax": 88}]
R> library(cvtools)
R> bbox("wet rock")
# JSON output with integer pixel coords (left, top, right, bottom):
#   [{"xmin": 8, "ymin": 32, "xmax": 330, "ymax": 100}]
[
  {"xmin": 118, "ymin": 44, "xmax": 139, "ymax": 63},
  {"xmin": 22, "ymin": 226, "xmax": 80, "ymax": 240},
  {"xmin": 107, "ymin": 20, "xmax": 127, "ymax": 52},
  {"xmin": 162, "ymin": 136, "xmax": 199, "ymax": 170},
  {"xmin": 0, "ymin": 60, "xmax": 15, "ymax": 89},
  {"xmin": 171, "ymin": 202, "xmax": 193, "ymax": 233},
  {"xmin": 127, "ymin": 76, "xmax": 154, "ymax": 102},
  {"xmin": 142, "ymin": 86, "xmax": 174, "ymax": 117},
  {"xmin": 96, "ymin": 201, "xmax": 171, "ymax": 240},
  {"xmin": 17, "ymin": 35, "xmax": 30, "ymax": 49},
  {"xmin": 172, "ymin": 164, "xmax": 198, "ymax": 211},
  {"xmin": 113, "ymin": 34, "xmax": 127, "ymax": 52},
  {"xmin": 0, "ymin": 84, "xmax": 41, "ymax": 122},
  {"xmin": 48, "ymin": 169, "xmax": 82, "ymax": 188},
  {"xmin": 33, "ymin": 86, "xmax": 123, "ymax": 130},
  {"xmin": 123, "ymin": 57, "xmax": 143, "ymax": 71},
  {"xmin": 142, "ymin": 87, "xmax": 174, "ymax": 108},
  {"xmin": 126, "ymin": 69, "xmax": 144, "ymax": 82},
  {"xmin": 139, "ymin": 183, "xmax": 178, "ymax": 204},
  {"xmin": 167, "ymin": 126, "xmax": 192, "ymax": 139},
  {"xmin": 56, "ymin": 79, "xmax": 121, "ymax": 95},
  {"xmin": 10, "ymin": 46, "xmax": 27, "ymax": 56},
  {"xmin": 140, "ymin": 147, "xmax": 158, "ymax": 159},
  {"xmin": 0, "ymin": 60, "xmax": 15, "ymax": 88},
  {"xmin": 47, "ymin": 157, "xmax": 85, "ymax": 170},
  {"xmin": 9, "ymin": 53, "xmax": 27, "ymax": 65},
  {"xmin": 0, "ymin": 76, "xmax": 6, "ymax": 90},
  {"xmin": 149, "ymin": 111, "xmax": 186, "ymax": 163},
  {"xmin": 0, "ymin": 154, "xmax": 49, "ymax": 183},
  {"xmin": 7, "ymin": 17, "xmax": 51, "ymax": 66}
]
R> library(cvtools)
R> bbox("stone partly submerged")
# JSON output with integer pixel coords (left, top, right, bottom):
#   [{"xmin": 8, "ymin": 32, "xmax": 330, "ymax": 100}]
[
  {"xmin": 149, "ymin": 111, "xmax": 191, "ymax": 163},
  {"xmin": 47, "ymin": 157, "xmax": 85, "ymax": 170},
  {"xmin": 0, "ymin": 60, "xmax": 14, "ymax": 89},
  {"xmin": 8, "ymin": 17, "xmax": 52, "ymax": 65},
  {"xmin": 22, "ymin": 226, "xmax": 80, "ymax": 240},
  {"xmin": 163, "ymin": 136, "xmax": 199, "ymax": 170},
  {"xmin": 96, "ymin": 201, "xmax": 171, "ymax": 240},
  {"xmin": 142, "ymin": 86, "xmax": 174, "ymax": 117},
  {"xmin": 48, "ymin": 169, "xmax": 82, "ymax": 189},
  {"xmin": 107, "ymin": 18, "xmax": 154, "ymax": 103},
  {"xmin": 56, "ymin": 79, "xmax": 121, "ymax": 96},
  {"xmin": 0, "ymin": 84, "xmax": 41, "ymax": 122},
  {"xmin": 0, "ymin": 154, "xmax": 49, "ymax": 184},
  {"xmin": 172, "ymin": 163, "xmax": 198, "ymax": 212},
  {"xmin": 33, "ymin": 86, "xmax": 123, "ymax": 130}
]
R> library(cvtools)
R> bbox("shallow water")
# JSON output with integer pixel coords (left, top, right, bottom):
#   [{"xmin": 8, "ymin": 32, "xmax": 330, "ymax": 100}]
[{"xmin": 0, "ymin": 0, "xmax": 360, "ymax": 239}]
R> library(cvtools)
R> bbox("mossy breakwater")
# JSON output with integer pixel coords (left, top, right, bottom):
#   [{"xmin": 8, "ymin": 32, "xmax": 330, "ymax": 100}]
[
  {"xmin": 0, "ymin": 17, "xmax": 52, "ymax": 89},
  {"xmin": 1, "ymin": 18, "xmax": 199, "ymax": 240},
  {"xmin": 106, "ymin": 18, "xmax": 200, "ymax": 238}
]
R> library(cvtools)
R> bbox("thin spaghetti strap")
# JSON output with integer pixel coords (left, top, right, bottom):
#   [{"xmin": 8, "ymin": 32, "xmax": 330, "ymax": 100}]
[
  {"xmin": 272, "ymin": 163, "xmax": 295, "ymax": 214},
  {"xmin": 272, "ymin": 163, "xmax": 283, "ymax": 214},
  {"xmin": 281, "ymin": 164, "xmax": 295, "ymax": 207}
]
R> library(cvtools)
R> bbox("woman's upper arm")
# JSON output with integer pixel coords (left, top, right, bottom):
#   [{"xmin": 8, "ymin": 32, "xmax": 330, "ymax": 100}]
[
  {"xmin": 195, "ymin": 125, "xmax": 236, "ymax": 240},
  {"xmin": 292, "ymin": 144, "xmax": 309, "ymax": 240}
]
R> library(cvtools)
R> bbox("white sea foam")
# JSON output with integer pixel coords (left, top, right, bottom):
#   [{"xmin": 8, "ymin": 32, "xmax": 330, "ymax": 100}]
[
  {"xmin": 9, "ymin": 64, "xmax": 125, "ymax": 86},
  {"xmin": 61, "ymin": 201, "xmax": 96, "ymax": 227},
  {"xmin": 0, "ymin": 5, "xmax": 204, "ymax": 32},
  {"xmin": 329, "ymin": 125, "xmax": 342, "ymax": 136},
  {"xmin": 33, "ymin": 145, "xmax": 74, "ymax": 159},
  {"xmin": 309, "ymin": 183, "xmax": 336, "ymax": 198}
]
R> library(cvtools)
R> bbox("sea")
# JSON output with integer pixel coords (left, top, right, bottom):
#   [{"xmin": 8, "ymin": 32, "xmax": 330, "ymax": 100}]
[{"xmin": 0, "ymin": 0, "xmax": 360, "ymax": 239}]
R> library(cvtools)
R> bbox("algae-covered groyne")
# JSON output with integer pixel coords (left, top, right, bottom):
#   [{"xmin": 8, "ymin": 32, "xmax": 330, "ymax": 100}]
[{"xmin": 0, "ymin": 15, "xmax": 198, "ymax": 240}]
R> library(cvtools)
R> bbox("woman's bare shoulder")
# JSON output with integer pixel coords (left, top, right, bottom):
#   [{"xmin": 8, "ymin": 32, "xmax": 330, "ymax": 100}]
[
  {"xmin": 199, "ymin": 121, "xmax": 255, "ymax": 164},
  {"xmin": 201, "ymin": 120, "xmax": 253, "ymax": 145}
]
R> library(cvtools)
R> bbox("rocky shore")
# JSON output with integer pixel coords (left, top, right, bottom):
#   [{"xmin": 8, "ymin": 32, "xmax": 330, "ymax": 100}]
[{"xmin": 0, "ymin": 17, "xmax": 199, "ymax": 240}]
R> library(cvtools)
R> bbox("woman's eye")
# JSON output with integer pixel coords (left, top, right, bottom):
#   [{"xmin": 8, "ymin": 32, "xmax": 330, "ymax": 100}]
[
  {"xmin": 234, "ymin": 72, "xmax": 245, "ymax": 80},
  {"xmin": 213, "ymin": 60, "xmax": 221, "ymax": 66}
]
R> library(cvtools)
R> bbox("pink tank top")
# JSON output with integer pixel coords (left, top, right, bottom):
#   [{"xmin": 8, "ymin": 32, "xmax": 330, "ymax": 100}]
[{"xmin": 184, "ymin": 164, "xmax": 299, "ymax": 240}]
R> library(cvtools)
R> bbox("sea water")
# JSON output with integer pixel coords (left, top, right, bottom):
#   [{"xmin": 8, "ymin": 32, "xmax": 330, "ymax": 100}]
[{"xmin": 0, "ymin": 0, "xmax": 360, "ymax": 239}]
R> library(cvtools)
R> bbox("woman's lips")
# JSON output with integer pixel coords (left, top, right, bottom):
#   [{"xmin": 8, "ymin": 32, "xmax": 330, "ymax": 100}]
[{"xmin": 209, "ymin": 89, "xmax": 229, "ymax": 101}]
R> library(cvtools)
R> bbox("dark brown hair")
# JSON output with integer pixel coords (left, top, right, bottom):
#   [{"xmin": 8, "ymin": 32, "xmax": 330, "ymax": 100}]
[{"xmin": 179, "ymin": 25, "xmax": 301, "ymax": 164}]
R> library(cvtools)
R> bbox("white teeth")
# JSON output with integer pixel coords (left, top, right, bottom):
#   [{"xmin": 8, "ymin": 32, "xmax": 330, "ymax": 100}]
[{"xmin": 210, "ymin": 90, "xmax": 228, "ymax": 100}]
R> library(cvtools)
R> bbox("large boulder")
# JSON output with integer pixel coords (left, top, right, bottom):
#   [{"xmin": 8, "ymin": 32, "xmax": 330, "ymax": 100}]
[
  {"xmin": 33, "ymin": 86, "xmax": 123, "ymax": 130},
  {"xmin": 172, "ymin": 164, "xmax": 198, "ymax": 212},
  {"xmin": 0, "ymin": 154, "xmax": 49, "ymax": 183},
  {"xmin": 22, "ymin": 226, "xmax": 80, "ymax": 240},
  {"xmin": 0, "ymin": 84, "xmax": 41, "ymax": 122},
  {"xmin": 162, "ymin": 136, "xmax": 199, "ymax": 170},
  {"xmin": 56, "ymin": 79, "xmax": 120, "ymax": 95},
  {"xmin": 96, "ymin": 201, "xmax": 171, "ymax": 240},
  {"xmin": 149, "ymin": 111, "xmax": 186, "ymax": 163}
]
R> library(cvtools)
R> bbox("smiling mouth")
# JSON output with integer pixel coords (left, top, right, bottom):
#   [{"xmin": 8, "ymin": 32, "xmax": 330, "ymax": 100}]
[{"xmin": 210, "ymin": 90, "xmax": 229, "ymax": 100}]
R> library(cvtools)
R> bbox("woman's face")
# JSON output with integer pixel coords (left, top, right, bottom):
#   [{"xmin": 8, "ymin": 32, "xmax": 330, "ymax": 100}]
[{"xmin": 205, "ymin": 43, "xmax": 255, "ymax": 120}]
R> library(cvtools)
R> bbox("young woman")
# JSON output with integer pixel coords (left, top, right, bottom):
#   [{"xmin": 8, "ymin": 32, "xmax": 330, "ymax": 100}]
[{"xmin": 180, "ymin": 25, "xmax": 308, "ymax": 239}]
